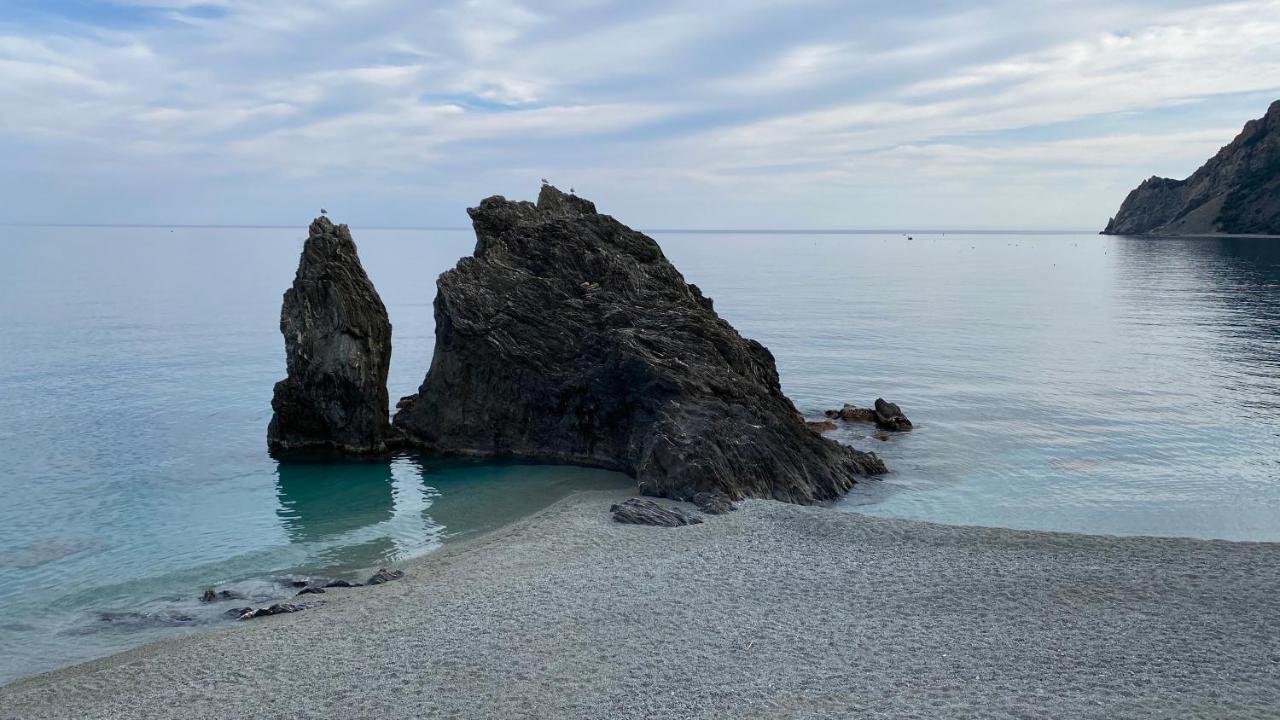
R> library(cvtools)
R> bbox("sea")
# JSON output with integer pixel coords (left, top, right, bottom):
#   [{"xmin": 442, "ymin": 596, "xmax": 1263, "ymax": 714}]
[{"xmin": 0, "ymin": 225, "xmax": 1276, "ymax": 685}]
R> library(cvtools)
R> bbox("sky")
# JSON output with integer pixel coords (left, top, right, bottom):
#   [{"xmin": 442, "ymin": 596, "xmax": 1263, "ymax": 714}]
[{"xmin": 2, "ymin": 0, "xmax": 1279, "ymax": 229}]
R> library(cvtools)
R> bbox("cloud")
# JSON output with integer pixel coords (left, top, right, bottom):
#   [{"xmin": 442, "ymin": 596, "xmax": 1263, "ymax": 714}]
[{"xmin": 0, "ymin": 0, "xmax": 1278, "ymax": 226}]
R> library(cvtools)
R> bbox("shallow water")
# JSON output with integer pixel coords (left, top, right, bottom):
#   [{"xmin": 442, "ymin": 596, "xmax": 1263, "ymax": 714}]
[{"xmin": 0, "ymin": 226, "xmax": 1277, "ymax": 684}]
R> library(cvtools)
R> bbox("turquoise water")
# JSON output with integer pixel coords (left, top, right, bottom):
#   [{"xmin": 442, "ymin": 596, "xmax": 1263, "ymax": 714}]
[{"xmin": 1, "ymin": 226, "xmax": 1277, "ymax": 684}]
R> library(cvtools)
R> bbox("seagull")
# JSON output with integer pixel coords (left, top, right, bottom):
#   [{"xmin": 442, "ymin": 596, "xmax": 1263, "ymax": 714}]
[
  {"xmin": 320, "ymin": 208, "xmax": 328, "ymax": 215},
  {"xmin": 570, "ymin": 187, "xmax": 575, "ymax": 194},
  {"xmin": 541, "ymin": 178, "xmax": 549, "ymax": 185}
]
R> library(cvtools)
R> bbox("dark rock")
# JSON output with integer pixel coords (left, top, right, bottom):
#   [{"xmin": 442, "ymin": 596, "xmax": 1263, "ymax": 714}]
[
  {"xmin": 1103, "ymin": 99, "xmax": 1280, "ymax": 235},
  {"xmin": 873, "ymin": 398, "xmax": 912, "ymax": 431},
  {"xmin": 366, "ymin": 568, "xmax": 404, "ymax": 586},
  {"xmin": 295, "ymin": 587, "xmax": 326, "ymax": 596},
  {"xmin": 692, "ymin": 491, "xmax": 736, "ymax": 514},
  {"xmin": 826, "ymin": 404, "xmax": 876, "ymax": 422},
  {"xmin": 610, "ymin": 498, "xmax": 704, "ymax": 526},
  {"xmin": 324, "ymin": 579, "xmax": 363, "ymax": 588},
  {"xmin": 199, "ymin": 588, "xmax": 246, "ymax": 603},
  {"xmin": 806, "ymin": 419, "xmax": 837, "ymax": 433},
  {"xmin": 235, "ymin": 602, "xmax": 315, "ymax": 621},
  {"xmin": 393, "ymin": 185, "xmax": 886, "ymax": 503},
  {"xmin": 267, "ymin": 217, "xmax": 393, "ymax": 454}
]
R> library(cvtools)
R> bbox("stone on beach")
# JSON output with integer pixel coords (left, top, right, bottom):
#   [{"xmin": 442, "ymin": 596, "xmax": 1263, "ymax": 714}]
[
  {"xmin": 610, "ymin": 498, "xmax": 704, "ymax": 526},
  {"xmin": 267, "ymin": 217, "xmax": 394, "ymax": 454},
  {"xmin": 393, "ymin": 185, "xmax": 885, "ymax": 503}
]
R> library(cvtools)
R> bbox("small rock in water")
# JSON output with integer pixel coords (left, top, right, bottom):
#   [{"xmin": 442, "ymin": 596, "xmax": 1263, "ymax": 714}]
[
  {"xmin": 610, "ymin": 498, "xmax": 704, "ymax": 527},
  {"xmin": 199, "ymin": 588, "xmax": 246, "ymax": 603},
  {"xmin": 692, "ymin": 491, "xmax": 736, "ymax": 515},
  {"xmin": 295, "ymin": 587, "xmax": 326, "ymax": 596},
  {"xmin": 825, "ymin": 404, "xmax": 876, "ymax": 422},
  {"xmin": 873, "ymin": 398, "xmax": 913, "ymax": 431},
  {"xmin": 366, "ymin": 568, "xmax": 405, "ymax": 586}
]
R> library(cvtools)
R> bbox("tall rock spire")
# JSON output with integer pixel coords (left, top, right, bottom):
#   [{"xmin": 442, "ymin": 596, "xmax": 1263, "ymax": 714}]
[{"xmin": 268, "ymin": 217, "xmax": 392, "ymax": 454}]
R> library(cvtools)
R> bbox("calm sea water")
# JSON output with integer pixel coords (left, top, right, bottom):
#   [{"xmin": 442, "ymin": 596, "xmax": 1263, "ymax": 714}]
[{"xmin": 0, "ymin": 226, "xmax": 1277, "ymax": 684}]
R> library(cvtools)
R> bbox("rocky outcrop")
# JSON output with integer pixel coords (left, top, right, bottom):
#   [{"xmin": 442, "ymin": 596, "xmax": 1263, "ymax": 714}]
[
  {"xmin": 268, "ymin": 217, "xmax": 393, "ymax": 454},
  {"xmin": 1103, "ymin": 100, "xmax": 1280, "ymax": 235},
  {"xmin": 393, "ymin": 185, "xmax": 886, "ymax": 503},
  {"xmin": 610, "ymin": 498, "xmax": 703, "ymax": 526}
]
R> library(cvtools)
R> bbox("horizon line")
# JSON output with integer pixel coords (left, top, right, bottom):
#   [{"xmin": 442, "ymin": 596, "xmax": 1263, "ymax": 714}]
[{"xmin": 0, "ymin": 222, "xmax": 1099, "ymax": 235}]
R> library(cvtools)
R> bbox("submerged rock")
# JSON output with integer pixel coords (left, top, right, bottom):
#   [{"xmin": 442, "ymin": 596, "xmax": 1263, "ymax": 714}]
[
  {"xmin": 267, "ymin": 217, "xmax": 393, "ymax": 454},
  {"xmin": 873, "ymin": 398, "xmax": 912, "ymax": 431},
  {"xmin": 610, "ymin": 498, "xmax": 704, "ymax": 527},
  {"xmin": 295, "ymin": 587, "xmax": 326, "ymax": 596},
  {"xmin": 393, "ymin": 185, "xmax": 885, "ymax": 503},
  {"xmin": 692, "ymin": 490, "xmax": 736, "ymax": 515},
  {"xmin": 806, "ymin": 419, "xmax": 837, "ymax": 433},
  {"xmin": 366, "ymin": 568, "xmax": 404, "ymax": 586}
]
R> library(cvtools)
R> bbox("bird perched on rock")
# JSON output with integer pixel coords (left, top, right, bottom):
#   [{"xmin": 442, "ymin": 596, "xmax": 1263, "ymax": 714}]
[{"xmin": 320, "ymin": 208, "xmax": 328, "ymax": 215}]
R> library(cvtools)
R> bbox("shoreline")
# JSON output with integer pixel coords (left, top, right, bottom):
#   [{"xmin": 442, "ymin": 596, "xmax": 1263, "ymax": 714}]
[{"xmin": 3, "ymin": 489, "xmax": 1278, "ymax": 718}]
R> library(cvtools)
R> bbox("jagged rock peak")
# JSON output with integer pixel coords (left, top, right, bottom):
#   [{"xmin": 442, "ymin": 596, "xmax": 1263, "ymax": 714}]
[
  {"xmin": 1103, "ymin": 100, "xmax": 1280, "ymax": 236},
  {"xmin": 394, "ymin": 185, "xmax": 886, "ymax": 503},
  {"xmin": 267, "ymin": 217, "xmax": 393, "ymax": 454}
]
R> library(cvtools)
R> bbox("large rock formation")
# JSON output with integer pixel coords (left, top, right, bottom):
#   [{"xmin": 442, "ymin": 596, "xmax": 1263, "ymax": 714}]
[
  {"xmin": 1103, "ymin": 100, "xmax": 1280, "ymax": 235},
  {"xmin": 393, "ymin": 185, "xmax": 886, "ymax": 503},
  {"xmin": 268, "ymin": 217, "xmax": 393, "ymax": 454}
]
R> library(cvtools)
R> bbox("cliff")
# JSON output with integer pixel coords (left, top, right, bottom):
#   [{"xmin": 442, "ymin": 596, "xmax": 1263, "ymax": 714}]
[{"xmin": 1103, "ymin": 100, "xmax": 1280, "ymax": 235}]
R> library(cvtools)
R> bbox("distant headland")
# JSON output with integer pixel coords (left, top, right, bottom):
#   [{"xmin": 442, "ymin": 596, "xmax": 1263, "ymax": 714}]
[{"xmin": 1102, "ymin": 100, "xmax": 1280, "ymax": 236}]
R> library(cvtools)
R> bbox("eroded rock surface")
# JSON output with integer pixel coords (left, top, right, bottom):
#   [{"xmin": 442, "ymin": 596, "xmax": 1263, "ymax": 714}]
[
  {"xmin": 268, "ymin": 217, "xmax": 393, "ymax": 454},
  {"xmin": 393, "ymin": 186, "xmax": 885, "ymax": 503}
]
